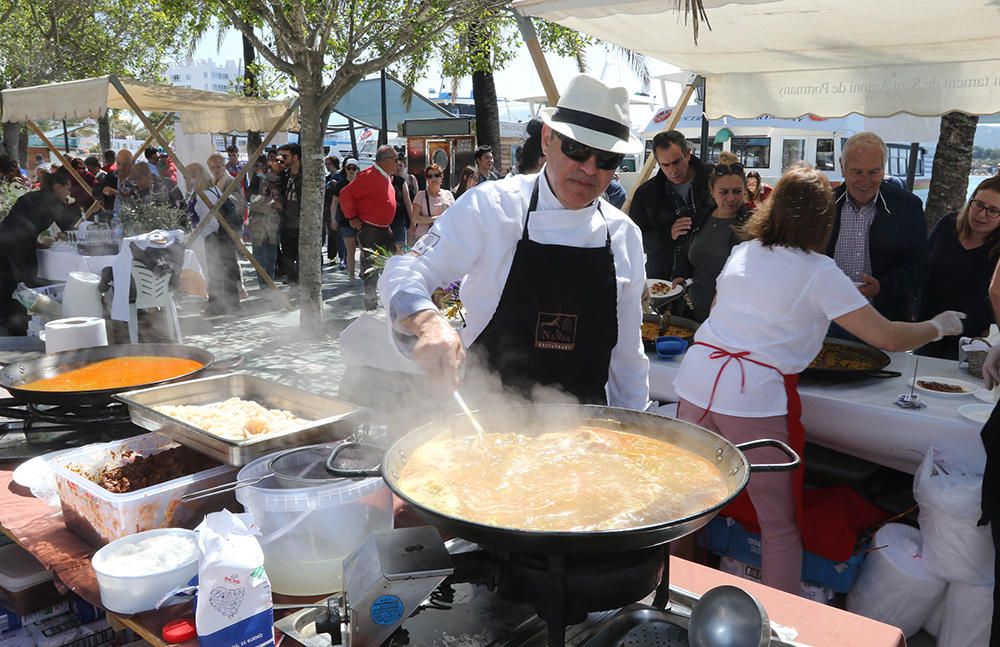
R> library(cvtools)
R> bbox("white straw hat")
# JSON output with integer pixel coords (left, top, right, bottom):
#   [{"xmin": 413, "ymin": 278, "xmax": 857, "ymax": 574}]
[{"xmin": 539, "ymin": 74, "xmax": 641, "ymax": 155}]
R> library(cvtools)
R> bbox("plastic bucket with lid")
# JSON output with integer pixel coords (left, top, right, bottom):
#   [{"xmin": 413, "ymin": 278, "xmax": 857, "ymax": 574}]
[{"xmin": 235, "ymin": 443, "xmax": 392, "ymax": 595}]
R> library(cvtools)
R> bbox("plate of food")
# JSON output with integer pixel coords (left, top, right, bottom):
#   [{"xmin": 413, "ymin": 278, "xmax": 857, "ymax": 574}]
[
  {"xmin": 959, "ymin": 403, "xmax": 995, "ymax": 425},
  {"xmin": 646, "ymin": 278, "xmax": 682, "ymax": 301},
  {"xmin": 912, "ymin": 376, "xmax": 980, "ymax": 397}
]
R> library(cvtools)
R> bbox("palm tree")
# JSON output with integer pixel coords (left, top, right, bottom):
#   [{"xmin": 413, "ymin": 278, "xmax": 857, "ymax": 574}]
[{"xmin": 925, "ymin": 112, "xmax": 979, "ymax": 228}]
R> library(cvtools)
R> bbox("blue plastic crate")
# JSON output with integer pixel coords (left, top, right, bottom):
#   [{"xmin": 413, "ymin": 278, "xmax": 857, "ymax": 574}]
[{"xmin": 699, "ymin": 516, "xmax": 866, "ymax": 593}]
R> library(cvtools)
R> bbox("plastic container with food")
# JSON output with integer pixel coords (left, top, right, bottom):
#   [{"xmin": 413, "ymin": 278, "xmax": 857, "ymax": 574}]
[
  {"xmin": 91, "ymin": 528, "xmax": 199, "ymax": 615},
  {"xmin": 49, "ymin": 433, "xmax": 236, "ymax": 546},
  {"xmin": 235, "ymin": 444, "xmax": 393, "ymax": 595},
  {"xmin": 0, "ymin": 543, "xmax": 62, "ymax": 616}
]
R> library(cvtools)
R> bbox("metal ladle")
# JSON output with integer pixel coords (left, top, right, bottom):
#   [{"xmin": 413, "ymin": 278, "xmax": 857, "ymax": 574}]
[{"xmin": 688, "ymin": 585, "xmax": 770, "ymax": 647}]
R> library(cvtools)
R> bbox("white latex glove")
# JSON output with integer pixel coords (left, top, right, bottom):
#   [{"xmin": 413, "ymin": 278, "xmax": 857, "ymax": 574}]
[
  {"xmin": 929, "ymin": 310, "xmax": 966, "ymax": 341},
  {"xmin": 984, "ymin": 344, "xmax": 1000, "ymax": 390}
]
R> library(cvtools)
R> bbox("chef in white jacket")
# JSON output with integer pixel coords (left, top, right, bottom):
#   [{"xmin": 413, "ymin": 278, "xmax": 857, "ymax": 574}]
[{"xmin": 378, "ymin": 74, "xmax": 650, "ymax": 409}]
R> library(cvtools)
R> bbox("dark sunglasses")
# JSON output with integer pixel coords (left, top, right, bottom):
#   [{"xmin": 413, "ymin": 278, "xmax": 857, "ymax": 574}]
[
  {"xmin": 426, "ymin": 173, "xmax": 442, "ymax": 179},
  {"xmin": 345, "ymin": 166, "xmax": 359, "ymax": 171},
  {"xmin": 556, "ymin": 133, "xmax": 624, "ymax": 171},
  {"xmin": 710, "ymin": 163, "xmax": 745, "ymax": 176}
]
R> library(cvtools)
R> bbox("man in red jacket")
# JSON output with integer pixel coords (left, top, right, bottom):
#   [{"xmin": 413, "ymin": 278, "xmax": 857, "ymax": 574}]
[{"xmin": 340, "ymin": 145, "xmax": 398, "ymax": 310}]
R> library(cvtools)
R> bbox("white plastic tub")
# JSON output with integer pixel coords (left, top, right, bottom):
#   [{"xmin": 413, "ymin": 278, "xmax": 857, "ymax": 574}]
[
  {"xmin": 49, "ymin": 433, "xmax": 236, "ymax": 546},
  {"xmin": 235, "ymin": 444, "xmax": 393, "ymax": 595},
  {"xmin": 91, "ymin": 528, "xmax": 198, "ymax": 615}
]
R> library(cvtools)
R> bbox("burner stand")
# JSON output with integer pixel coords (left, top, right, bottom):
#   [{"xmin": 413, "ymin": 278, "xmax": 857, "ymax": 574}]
[{"xmin": 495, "ymin": 546, "xmax": 672, "ymax": 647}]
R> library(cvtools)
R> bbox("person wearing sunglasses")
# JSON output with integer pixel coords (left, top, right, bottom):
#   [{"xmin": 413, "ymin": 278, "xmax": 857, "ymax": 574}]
[
  {"xmin": 629, "ymin": 130, "xmax": 712, "ymax": 282},
  {"xmin": 915, "ymin": 176, "xmax": 1000, "ymax": 359},
  {"xmin": 378, "ymin": 74, "xmax": 650, "ymax": 410},
  {"xmin": 827, "ymin": 131, "xmax": 928, "ymax": 334},
  {"xmin": 670, "ymin": 153, "xmax": 750, "ymax": 322},
  {"xmin": 408, "ymin": 164, "xmax": 455, "ymax": 246}
]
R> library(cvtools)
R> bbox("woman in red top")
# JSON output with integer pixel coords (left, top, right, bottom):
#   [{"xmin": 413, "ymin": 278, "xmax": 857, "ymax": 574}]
[{"xmin": 745, "ymin": 170, "xmax": 772, "ymax": 211}]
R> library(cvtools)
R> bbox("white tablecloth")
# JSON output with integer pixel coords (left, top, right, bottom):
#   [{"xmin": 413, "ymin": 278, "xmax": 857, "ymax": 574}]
[
  {"xmin": 649, "ymin": 351, "xmax": 988, "ymax": 475},
  {"xmin": 37, "ymin": 247, "xmax": 202, "ymax": 284}
]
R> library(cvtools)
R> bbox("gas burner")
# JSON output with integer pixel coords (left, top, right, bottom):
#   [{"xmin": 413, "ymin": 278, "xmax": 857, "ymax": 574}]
[
  {"xmin": 495, "ymin": 548, "xmax": 666, "ymax": 626},
  {"xmin": 0, "ymin": 397, "xmax": 141, "ymax": 459}
]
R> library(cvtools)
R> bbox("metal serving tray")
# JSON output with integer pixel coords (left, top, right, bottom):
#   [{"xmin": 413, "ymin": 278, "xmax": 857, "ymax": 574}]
[{"xmin": 116, "ymin": 373, "xmax": 366, "ymax": 466}]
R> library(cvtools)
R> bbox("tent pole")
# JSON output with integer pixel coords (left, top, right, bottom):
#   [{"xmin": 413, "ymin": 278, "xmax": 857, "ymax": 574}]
[
  {"xmin": 378, "ymin": 70, "xmax": 389, "ymax": 147},
  {"xmin": 109, "ymin": 75, "xmax": 298, "ymax": 310},
  {"xmin": 130, "ymin": 112, "xmax": 175, "ymax": 163},
  {"xmin": 698, "ymin": 77, "xmax": 709, "ymax": 162},
  {"xmin": 622, "ymin": 80, "xmax": 698, "ymax": 214},
  {"xmin": 905, "ymin": 142, "xmax": 920, "ymax": 191},
  {"xmin": 26, "ymin": 120, "xmax": 94, "ymax": 199},
  {"xmin": 348, "ymin": 118, "xmax": 358, "ymax": 159},
  {"xmin": 513, "ymin": 13, "xmax": 560, "ymax": 105},
  {"xmin": 61, "ymin": 121, "xmax": 70, "ymax": 153}
]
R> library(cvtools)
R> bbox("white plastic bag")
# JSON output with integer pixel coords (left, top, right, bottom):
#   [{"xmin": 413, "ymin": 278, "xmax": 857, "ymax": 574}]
[
  {"xmin": 845, "ymin": 523, "xmax": 947, "ymax": 637},
  {"xmin": 938, "ymin": 582, "xmax": 994, "ymax": 647},
  {"xmin": 913, "ymin": 448, "xmax": 994, "ymax": 586},
  {"xmin": 195, "ymin": 511, "xmax": 274, "ymax": 647}
]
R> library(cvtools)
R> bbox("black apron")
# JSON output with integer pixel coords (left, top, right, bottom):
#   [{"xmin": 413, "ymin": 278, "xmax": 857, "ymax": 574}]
[
  {"xmin": 469, "ymin": 179, "xmax": 619, "ymax": 404},
  {"xmin": 980, "ymin": 405, "xmax": 1000, "ymax": 646}
]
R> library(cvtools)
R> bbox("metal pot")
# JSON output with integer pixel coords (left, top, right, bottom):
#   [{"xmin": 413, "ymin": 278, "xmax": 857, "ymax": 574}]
[
  {"xmin": 327, "ymin": 404, "xmax": 799, "ymax": 554},
  {"xmin": 0, "ymin": 343, "xmax": 241, "ymax": 406}
]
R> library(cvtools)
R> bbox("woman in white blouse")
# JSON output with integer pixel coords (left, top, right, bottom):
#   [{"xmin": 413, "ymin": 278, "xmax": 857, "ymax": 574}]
[
  {"xmin": 674, "ymin": 165, "xmax": 964, "ymax": 593},
  {"xmin": 408, "ymin": 164, "xmax": 454, "ymax": 246}
]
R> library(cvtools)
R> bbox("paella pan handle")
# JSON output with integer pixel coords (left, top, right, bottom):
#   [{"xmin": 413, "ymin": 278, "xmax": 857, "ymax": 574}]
[
  {"xmin": 324, "ymin": 441, "xmax": 383, "ymax": 478},
  {"xmin": 862, "ymin": 369, "xmax": 902, "ymax": 379},
  {"xmin": 206, "ymin": 355, "xmax": 244, "ymax": 371},
  {"xmin": 735, "ymin": 439, "xmax": 801, "ymax": 473}
]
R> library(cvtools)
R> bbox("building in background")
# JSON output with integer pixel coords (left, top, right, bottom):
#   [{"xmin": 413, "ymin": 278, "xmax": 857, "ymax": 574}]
[{"xmin": 165, "ymin": 59, "xmax": 242, "ymax": 93}]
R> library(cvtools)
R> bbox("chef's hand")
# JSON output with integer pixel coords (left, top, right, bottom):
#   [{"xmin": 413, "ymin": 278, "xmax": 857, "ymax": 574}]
[
  {"xmin": 984, "ymin": 344, "xmax": 1000, "ymax": 390},
  {"xmin": 102, "ymin": 186, "xmax": 117, "ymax": 196},
  {"xmin": 859, "ymin": 273, "xmax": 880, "ymax": 298},
  {"xmin": 349, "ymin": 218, "xmax": 363, "ymax": 231},
  {"xmin": 929, "ymin": 310, "xmax": 966, "ymax": 341},
  {"xmin": 671, "ymin": 217, "xmax": 693, "ymax": 240},
  {"xmin": 670, "ymin": 277, "xmax": 686, "ymax": 288},
  {"xmin": 404, "ymin": 309, "xmax": 465, "ymax": 390}
]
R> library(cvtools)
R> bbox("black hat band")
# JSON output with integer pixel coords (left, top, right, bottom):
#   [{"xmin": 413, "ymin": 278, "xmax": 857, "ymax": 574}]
[{"xmin": 551, "ymin": 106, "xmax": 629, "ymax": 141}]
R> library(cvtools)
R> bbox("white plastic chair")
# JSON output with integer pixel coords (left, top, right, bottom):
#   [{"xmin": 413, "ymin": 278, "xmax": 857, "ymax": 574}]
[{"xmin": 128, "ymin": 261, "xmax": 182, "ymax": 343}]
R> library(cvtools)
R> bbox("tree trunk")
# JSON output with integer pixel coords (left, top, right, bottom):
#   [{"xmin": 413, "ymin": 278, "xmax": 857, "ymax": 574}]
[
  {"xmin": 98, "ymin": 113, "xmax": 111, "ymax": 153},
  {"xmin": 472, "ymin": 71, "xmax": 501, "ymax": 170},
  {"xmin": 2, "ymin": 122, "xmax": 20, "ymax": 162},
  {"xmin": 296, "ymin": 74, "xmax": 327, "ymax": 333},
  {"xmin": 469, "ymin": 22, "xmax": 501, "ymax": 170},
  {"xmin": 17, "ymin": 128, "xmax": 27, "ymax": 167},
  {"xmin": 925, "ymin": 111, "xmax": 979, "ymax": 228},
  {"xmin": 242, "ymin": 33, "xmax": 263, "ymax": 154}
]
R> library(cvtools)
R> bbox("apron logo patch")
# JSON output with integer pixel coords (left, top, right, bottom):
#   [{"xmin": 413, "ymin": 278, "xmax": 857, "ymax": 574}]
[
  {"xmin": 409, "ymin": 231, "xmax": 440, "ymax": 256},
  {"xmin": 535, "ymin": 313, "xmax": 577, "ymax": 351}
]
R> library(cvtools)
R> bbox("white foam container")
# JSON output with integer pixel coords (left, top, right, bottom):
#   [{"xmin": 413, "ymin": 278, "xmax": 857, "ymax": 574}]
[
  {"xmin": 235, "ymin": 444, "xmax": 393, "ymax": 595},
  {"xmin": 91, "ymin": 528, "xmax": 198, "ymax": 615},
  {"xmin": 49, "ymin": 433, "xmax": 236, "ymax": 546}
]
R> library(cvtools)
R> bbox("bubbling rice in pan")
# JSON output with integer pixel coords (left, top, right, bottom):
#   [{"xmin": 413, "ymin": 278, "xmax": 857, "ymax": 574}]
[{"xmin": 155, "ymin": 397, "xmax": 310, "ymax": 440}]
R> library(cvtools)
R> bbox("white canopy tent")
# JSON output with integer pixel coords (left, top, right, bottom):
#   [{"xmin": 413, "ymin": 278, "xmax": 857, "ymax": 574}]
[
  {"xmin": 1, "ymin": 75, "xmax": 297, "ymax": 133},
  {"xmin": 512, "ymin": 0, "xmax": 1000, "ymax": 120},
  {"xmin": 1, "ymin": 75, "xmax": 299, "ymax": 303}
]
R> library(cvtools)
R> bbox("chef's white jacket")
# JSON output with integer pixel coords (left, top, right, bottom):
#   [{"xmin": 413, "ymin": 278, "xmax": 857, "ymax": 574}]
[{"xmin": 378, "ymin": 170, "xmax": 651, "ymax": 410}]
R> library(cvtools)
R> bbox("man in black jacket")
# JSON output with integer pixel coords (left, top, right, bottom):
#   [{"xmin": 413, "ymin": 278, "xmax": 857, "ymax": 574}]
[
  {"xmin": 628, "ymin": 130, "xmax": 711, "ymax": 279},
  {"xmin": 827, "ymin": 132, "xmax": 928, "ymax": 324}
]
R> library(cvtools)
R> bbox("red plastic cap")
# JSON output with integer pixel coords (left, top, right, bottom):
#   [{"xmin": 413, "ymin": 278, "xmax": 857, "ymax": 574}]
[{"xmin": 162, "ymin": 617, "xmax": 197, "ymax": 644}]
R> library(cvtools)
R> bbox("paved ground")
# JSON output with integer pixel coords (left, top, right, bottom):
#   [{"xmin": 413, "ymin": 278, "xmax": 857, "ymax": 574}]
[{"xmin": 174, "ymin": 257, "xmax": 370, "ymax": 395}]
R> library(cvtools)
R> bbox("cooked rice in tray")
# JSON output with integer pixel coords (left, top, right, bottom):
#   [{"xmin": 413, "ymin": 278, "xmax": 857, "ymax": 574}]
[{"xmin": 155, "ymin": 397, "xmax": 310, "ymax": 440}]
